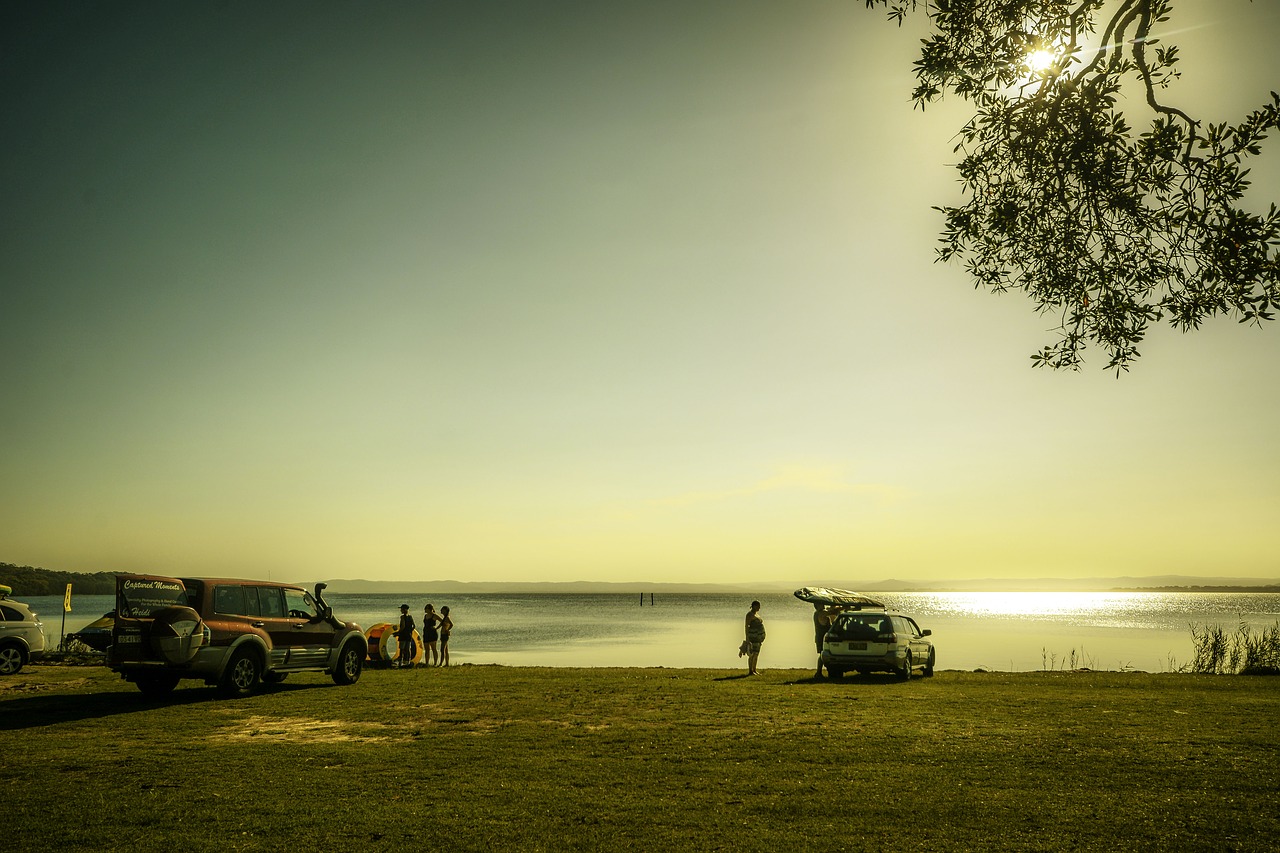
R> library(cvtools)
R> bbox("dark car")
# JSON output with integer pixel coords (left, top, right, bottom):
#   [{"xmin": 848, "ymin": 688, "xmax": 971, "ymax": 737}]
[{"xmin": 107, "ymin": 574, "xmax": 366, "ymax": 697}]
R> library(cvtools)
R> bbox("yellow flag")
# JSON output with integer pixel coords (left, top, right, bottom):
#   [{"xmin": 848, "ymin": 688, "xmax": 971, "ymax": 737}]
[{"xmin": 64, "ymin": 583, "xmax": 72, "ymax": 612}]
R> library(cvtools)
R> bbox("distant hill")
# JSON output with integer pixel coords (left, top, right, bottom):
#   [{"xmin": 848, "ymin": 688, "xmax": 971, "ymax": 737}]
[
  {"xmin": 318, "ymin": 575, "xmax": 1280, "ymax": 595},
  {"xmin": 0, "ymin": 562, "xmax": 116, "ymax": 595},
  {"xmin": 792, "ymin": 575, "xmax": 1280, "ymax": 593},
  {"xmin": 315, "ymin": 579, "xmax": 765, "ymax": 595},
  {"xmin": 5, "ymin": 562, "xmax": 1277, "ymax": 597}
]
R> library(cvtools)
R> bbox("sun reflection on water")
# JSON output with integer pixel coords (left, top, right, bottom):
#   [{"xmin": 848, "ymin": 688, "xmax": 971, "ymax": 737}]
[{"xmin": 924, "ymin": 591, "xmax": 1156, "ymax": 617}]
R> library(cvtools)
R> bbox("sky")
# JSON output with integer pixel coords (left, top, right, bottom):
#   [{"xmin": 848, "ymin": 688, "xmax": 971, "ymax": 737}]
[{"xmin": 3, "ymin": 1, "xmax": 1278, "ymax": 586}]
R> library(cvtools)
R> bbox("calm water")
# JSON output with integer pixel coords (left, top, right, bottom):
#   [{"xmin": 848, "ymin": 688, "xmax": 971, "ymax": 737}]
[{"xmin": 28, "ymin": 590, "xmax": 1280, "ymax": 672}]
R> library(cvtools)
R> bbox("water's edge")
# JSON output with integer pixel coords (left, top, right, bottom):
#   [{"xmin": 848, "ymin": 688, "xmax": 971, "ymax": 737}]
[{"xmin": 24, "ymin": 591, "xmax": 1280, "ymax": 673}]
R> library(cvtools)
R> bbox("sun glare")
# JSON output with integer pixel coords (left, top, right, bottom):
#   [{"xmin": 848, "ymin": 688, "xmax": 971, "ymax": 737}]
[{"xmin": 1026, "ymin": 48, "xmax": 1057, "ymax": 73}]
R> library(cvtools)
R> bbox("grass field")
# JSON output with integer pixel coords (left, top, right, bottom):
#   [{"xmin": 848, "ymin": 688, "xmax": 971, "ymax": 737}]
[{"xmin": 3, "ymin": 664, "xmax": 1278, "ymax": 851}]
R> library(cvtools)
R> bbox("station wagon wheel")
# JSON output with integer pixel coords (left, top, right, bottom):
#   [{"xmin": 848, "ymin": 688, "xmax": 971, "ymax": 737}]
[
  {"xmin": 220, "ymin": 649, "xmax": 261, "ymax": 698},
  {"xmin": 0, "ymin": 644, "xmax": 24, "ymax": 675},
  {"xmin": 333, "ymin": 640, "xmax": 364, "ymax": 685},
  {"xmin": 896, "ymin": 652, "xmax": 912, "ymax": 681},
  {"xmin": 923, "ymin": 648, "xmax": 936, "ymax": 678}
]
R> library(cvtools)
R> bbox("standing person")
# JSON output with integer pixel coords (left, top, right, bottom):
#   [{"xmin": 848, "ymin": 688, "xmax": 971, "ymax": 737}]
[
  {"xmin": 394, "ymin": 604, "xmax": 416, "ymax": 668},
  {"xmin": 813, "ymin": 603, "xmax": 843, "ymax": 678},
  {"xmin": 438, "ymin": 605, "xmax": 453, "ymax": 667},
  {"xmin": 421, "ymin": 604, "xmax": 441, "ymax": 666},
  {"xmin": 744, "ymin": 600, "xmax": 766, "ymax": 675}
]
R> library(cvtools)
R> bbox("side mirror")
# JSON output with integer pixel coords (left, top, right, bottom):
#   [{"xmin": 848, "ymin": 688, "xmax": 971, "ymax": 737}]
[{"xmin": 921, "ymin": 629, "xmax": 932, "ymax": 637}]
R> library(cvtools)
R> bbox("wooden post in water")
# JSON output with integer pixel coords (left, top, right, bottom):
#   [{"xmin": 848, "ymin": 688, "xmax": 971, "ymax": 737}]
[
  {"xmin": 650, "ymin": 592, "xmax": 654, "ymax": 606},
  {"xmin": 639, "ymin": 593, "xmax": 643, "ymax": 606}
]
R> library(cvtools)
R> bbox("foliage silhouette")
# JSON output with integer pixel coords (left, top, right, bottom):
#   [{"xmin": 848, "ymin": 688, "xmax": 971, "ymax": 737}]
[
  {"xmin": 869, "ymin": 0, "xmax": 1280, "ymax": 370},
  {"xmin": 0, "ymin": 562, "xmax": 115, "ymax": 596}
]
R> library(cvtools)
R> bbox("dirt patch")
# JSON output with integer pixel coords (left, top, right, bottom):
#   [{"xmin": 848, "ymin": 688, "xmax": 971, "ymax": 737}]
[
  {"xmin": 0, "ymin": 676, "xmax": 93, "ymax": 694},
  {"xmin": 211, "ymin": 715, "xmax": 403, "ymax": 744}
]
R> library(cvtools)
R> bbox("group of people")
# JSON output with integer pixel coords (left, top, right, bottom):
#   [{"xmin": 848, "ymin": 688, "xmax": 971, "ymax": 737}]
[
  {"xmin": 740, "ymin": 600, "xmax": 847, "ymax": 677},
  {"xmin": 394, "ymin": 603, "xmax": 453, "ymax": 668}
]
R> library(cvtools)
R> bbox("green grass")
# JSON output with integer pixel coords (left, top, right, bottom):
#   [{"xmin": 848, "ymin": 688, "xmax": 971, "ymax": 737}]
[{"xmin": 4, "ymin": 664, "xmax": 1278, "ymax": 851}]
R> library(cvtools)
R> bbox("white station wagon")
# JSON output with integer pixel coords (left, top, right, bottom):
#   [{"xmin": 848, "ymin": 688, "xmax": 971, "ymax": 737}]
[
  {"xmin": 0, "ymin": 586, "xmax": 47, "ymax": 675},
  {"xmin": 821, "ymin": 609, "xmax": 935, "ymax": 679}
]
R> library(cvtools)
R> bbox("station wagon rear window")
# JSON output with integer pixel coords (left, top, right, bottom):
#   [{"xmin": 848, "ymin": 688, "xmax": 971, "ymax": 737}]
[{"xmin": 828, "ymin": 614, "xmax": 894, "ymax": 641}]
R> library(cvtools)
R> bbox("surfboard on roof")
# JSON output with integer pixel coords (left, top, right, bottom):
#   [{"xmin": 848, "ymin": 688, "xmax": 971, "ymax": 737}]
[{"xmin": 793, "ymin": 587, "xmax": 885, "ymax": 609}]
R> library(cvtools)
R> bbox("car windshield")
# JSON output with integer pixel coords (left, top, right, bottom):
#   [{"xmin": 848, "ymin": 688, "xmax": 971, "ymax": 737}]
[
  {"xmin": 827, "ymin": 613, "xmax": 893, "ymax": 641},
  {"xmin": 117, "ymin": 577, "xmax": 188, "ymax": 618}
]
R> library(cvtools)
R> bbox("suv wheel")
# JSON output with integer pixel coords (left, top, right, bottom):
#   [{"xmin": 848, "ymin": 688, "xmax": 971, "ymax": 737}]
[
  {"xmin": 0, "ymin": 643, "xmax": 25, "ymax": 675},
  {"xmin": 333, "ymin": 640, "xmax": 364, "ymax": 685},
  {"xmin": 220, "ymin": 649, "xmax": 262, "ymax": 698},
  {"xmin": 896, "ymin": 652, "xmax": 913, "ymax": 681}
]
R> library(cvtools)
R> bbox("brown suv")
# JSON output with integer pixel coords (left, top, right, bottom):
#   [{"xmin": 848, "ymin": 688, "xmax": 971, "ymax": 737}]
[{"xmin": 107, "ymin": 574, "xmax": 366, "ymax": 698}]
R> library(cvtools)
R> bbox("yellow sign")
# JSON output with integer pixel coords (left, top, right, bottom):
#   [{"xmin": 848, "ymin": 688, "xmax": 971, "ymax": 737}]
[{"xmin": 64, "ymin": 583, "xmax": 72, "ymax": 612}]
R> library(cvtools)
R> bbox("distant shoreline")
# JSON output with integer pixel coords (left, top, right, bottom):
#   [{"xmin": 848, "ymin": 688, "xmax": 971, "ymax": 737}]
[
  {"xmin": 1112, "ymin": 585, "xmax": 1280, "ymax": 593},
  {"xmin": 314, "ymin": 578, "xmax": 1280, "ymax": 595},
  {"xmin": 7, "ymin": 562, "xmax": 1278, "ymax": 598}
]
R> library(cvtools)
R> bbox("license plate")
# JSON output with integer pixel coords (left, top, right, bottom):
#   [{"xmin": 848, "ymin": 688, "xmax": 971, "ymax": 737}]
[
  {"xmin": 117, "ymin": 633, "xmax": 141, "ymax": 644},
  {"xmin": 848, "ymin": 642, "xmax": 866, "ymax": 651}
]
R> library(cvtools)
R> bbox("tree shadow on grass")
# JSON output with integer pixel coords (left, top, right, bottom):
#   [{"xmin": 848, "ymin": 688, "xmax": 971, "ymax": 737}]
[{"xmin": 0, "ymin": 679, "xmax": 333, "ymax": 730}]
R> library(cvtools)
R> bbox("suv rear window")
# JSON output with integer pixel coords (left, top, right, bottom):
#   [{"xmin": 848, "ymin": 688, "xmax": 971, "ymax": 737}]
[{"xmin": 118, "ymin": 578, "xmax": 188, "ymax": 618}]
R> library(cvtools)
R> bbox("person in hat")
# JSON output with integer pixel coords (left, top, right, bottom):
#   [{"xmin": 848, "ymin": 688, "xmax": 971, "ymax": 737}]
[{"xmin": 394, "ymin": 604, "xmax": 416, "ymax": 668}]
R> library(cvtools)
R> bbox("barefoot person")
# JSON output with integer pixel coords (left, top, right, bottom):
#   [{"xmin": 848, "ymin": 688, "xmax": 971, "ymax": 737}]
[
  {"xmin": 813, "ymin": 602, "xmax": 843, "ymax": 678},
  {"xmin": 438, "ymin": 605, "xmax": 453, "ymax": 666},
  {"xmin": 394, "ymin": 604, "xmax": 416, "ymax": 669},
  {"xmin": 744, "ymin": 600, "xmax": 766, "ymax": 675},
  {"xmin": 422, "ymin": 604, "xmax": 441, "ymax": 666}
]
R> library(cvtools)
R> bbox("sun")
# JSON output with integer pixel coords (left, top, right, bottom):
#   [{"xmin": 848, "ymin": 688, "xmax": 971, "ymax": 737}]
[{"xmin": 1026, "ymin": 48, "xmax": 1058, "ymax": 74}]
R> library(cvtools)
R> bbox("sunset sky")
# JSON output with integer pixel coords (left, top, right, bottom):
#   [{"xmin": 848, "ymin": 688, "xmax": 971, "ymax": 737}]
[{"xmin": 3, "ymin": 1, "xmax": 1278, "ymax": 585}]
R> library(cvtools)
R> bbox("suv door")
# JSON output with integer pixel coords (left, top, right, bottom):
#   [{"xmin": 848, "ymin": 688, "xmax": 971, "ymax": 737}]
[{"xmin": 268, "ymin": 587, "xmax": 337, "ymax": 668}]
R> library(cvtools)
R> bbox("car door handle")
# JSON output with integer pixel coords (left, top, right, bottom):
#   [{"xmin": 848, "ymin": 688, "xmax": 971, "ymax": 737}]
[{"xmin": 251, "ymin": 621, "xmax": 266, "ymax": 628}]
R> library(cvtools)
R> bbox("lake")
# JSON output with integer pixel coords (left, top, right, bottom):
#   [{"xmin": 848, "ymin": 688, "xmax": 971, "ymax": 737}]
[{"xmin": 26, "ymin": 589, "xmax": 1280, "ymax": 672}]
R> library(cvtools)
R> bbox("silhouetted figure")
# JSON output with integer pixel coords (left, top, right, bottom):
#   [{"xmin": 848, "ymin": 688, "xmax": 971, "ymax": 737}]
[
  {"xmin": 744, "ymin": 600, "xmax": 765, "ymax": 675},
  {"xmin": 394, "ymin": 604, "xmax": 416, "ymax": 668},
  {"xmin": 814, "ymin": 601, "xmax": 834, "ymax": 676},
  {"xmin": 438, "ymin": 605, "xmax": 453, "ymax": 666},
  {"xmin": 422, "ymin": 604, "xmax": 441, "ymax": 666}
]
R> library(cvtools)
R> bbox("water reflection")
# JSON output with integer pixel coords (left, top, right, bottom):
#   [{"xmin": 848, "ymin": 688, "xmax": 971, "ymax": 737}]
[
  {"xmin": 904, "ymin": 591, "xmax": 1156, "ymax": 618},
  {"xmin": 28, "ymin": 590, "xmax": 1280, "ymax": 673}
]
